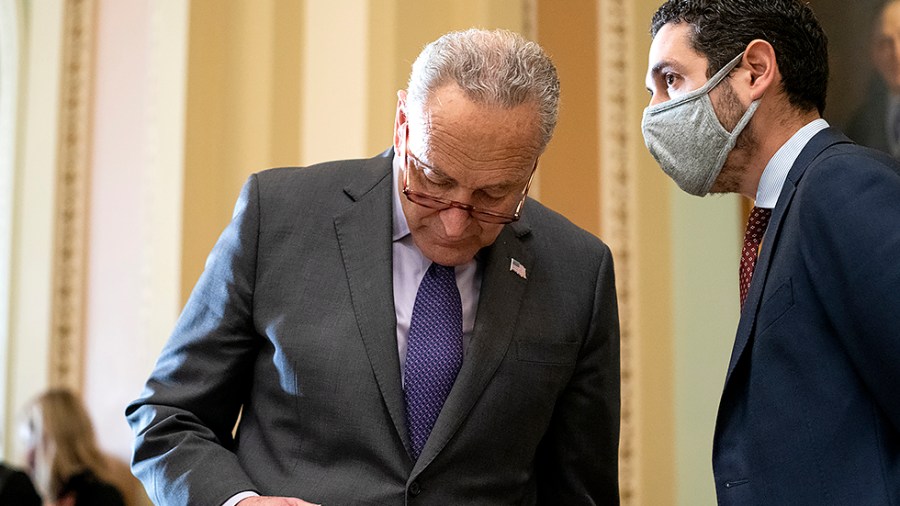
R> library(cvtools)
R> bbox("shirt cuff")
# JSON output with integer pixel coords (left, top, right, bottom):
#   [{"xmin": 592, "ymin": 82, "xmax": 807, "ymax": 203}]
[{"xmin": 222, "ymin": 491, "xmax": 259, "ymax": 506}]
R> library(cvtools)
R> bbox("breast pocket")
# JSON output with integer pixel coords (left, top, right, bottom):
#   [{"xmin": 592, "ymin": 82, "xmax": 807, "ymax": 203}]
[
  {"xmin": 756, "ymin": 278, "xmax": 794, "ymax": 336},
  {"xmin": 499, "ymin": 340, "xmax": 580, "ymax": 414}
]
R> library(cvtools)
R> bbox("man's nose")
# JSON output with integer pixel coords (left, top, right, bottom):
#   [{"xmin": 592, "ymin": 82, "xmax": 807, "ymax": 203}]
[
  {"xmin": 439, "ymin": 206, "xmax": 473, "ymax": 238},
  {"xmin": 648, "ymin": 92, "xmax": 666, "ymax": 107}
]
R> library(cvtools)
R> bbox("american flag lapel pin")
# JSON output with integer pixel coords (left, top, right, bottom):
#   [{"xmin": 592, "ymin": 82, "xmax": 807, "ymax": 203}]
[{"xmin": 509, "ymin": 258, "xmax": 527, "ymax": 279}]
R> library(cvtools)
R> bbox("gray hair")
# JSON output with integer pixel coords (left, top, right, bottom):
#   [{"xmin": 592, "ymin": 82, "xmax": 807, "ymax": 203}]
[{"xmin": 406, "ymin": 28, "xmax": 560, "ymax": 151}]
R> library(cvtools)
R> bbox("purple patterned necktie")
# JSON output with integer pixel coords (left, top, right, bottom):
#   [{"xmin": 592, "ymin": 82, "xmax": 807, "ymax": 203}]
[{"xmin": 404, "ymin": 263, "xmax": 463, "ymax": 460}]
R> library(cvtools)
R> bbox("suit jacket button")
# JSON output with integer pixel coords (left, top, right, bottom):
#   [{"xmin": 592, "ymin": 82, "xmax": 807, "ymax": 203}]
[{"xmin": 408, "ymin": 481, "xmax": 422, "ymax": 497}]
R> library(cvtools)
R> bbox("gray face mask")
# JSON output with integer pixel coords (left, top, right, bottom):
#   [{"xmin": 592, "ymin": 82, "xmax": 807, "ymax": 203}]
[{"xmin": 641, "ymin": 52, "xmax": 760, "ymax": 196}]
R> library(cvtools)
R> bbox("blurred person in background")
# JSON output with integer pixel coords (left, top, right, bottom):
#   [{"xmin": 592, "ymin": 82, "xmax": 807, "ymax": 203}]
[
  {"xmin": 847, "ymin": 0, "xmax": 900, "ymax": 156},
  {"xmin": 20, "ymin": 389, "xmax": 125, "ymax": 506}
]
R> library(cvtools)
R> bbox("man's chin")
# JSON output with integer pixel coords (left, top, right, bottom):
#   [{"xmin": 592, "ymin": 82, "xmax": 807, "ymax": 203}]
[
  {"xmin": 421, "ymin": 244, "xmax": 479, "ymax": 267},
  {"xmin": 709, "ymin": 162, "xmax": 746, "ymax": 195}
]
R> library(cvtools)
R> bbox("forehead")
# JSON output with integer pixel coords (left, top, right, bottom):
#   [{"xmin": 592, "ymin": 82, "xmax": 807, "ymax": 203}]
[
  {"xmin": 646, "ymin": 23, "xmax": 709, "ymax": 84},
  {"xmin": 409, "ymin": 85, "xmax": 542, "ymax": 169},
  {"xmin": 878, "ymin": 2, "xmax": 900, "ymax": 33}
]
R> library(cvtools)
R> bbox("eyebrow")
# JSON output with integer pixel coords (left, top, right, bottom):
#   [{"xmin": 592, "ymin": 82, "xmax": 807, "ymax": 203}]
[
  {"xmin": 415, "ymin": 153, "xmax": 530, "ymax": 191},
  {"xmin": 649, "ymin": 59, "xmax": 681, "ymax": 78},
  {"xmin": 646, "ymin": 59, "xmax": 684, "ymax": 92}
]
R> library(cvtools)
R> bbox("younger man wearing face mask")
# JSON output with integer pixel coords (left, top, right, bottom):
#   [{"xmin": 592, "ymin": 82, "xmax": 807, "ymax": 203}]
[{"xmin": 643, "ymin": 1, "xmax": 900, "ymax": 505}]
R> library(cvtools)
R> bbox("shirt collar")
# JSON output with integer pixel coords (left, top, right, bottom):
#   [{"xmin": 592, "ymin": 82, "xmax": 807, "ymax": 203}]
[
  {"xmin": 392, "ymin": 159, "xmax": 411, "ymax": 242},
  {"xmin": 754, "ymin": 118, "xmax": 830, "ymax": 208}
]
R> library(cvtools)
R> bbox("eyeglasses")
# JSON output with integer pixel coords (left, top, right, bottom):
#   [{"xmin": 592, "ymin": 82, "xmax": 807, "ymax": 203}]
[{"xmin": 402, "ymin": 129, "xmax": 536, "ymax": 225}]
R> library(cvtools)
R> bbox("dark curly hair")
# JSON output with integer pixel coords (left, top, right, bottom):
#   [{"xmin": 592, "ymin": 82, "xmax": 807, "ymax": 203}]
[{"xmin": 651, "ymin": 0, "xmax": 829, "ymax": 115}]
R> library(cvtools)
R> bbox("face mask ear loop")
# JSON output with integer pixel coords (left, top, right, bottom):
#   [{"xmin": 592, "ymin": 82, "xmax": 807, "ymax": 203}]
[{"xmin": 701, "ymin": 98, "xmax": 762, "ymax": 194}]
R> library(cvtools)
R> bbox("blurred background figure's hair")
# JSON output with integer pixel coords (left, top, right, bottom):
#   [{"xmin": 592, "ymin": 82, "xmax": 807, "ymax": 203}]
[{"xmin": 21, "ymin": 389, "xmax": 124, "ymax": 504}]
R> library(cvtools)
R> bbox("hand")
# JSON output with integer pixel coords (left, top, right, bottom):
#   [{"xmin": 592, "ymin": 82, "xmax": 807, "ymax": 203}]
[{"xmin": 237, "ymin": 497, "xmax": 321, "ymax": 506}]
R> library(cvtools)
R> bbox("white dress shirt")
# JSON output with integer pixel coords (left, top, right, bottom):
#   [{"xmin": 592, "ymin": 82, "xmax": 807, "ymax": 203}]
[{"xmin": 755, "ymin": 118, "xmax": 830, "ymax": 208}]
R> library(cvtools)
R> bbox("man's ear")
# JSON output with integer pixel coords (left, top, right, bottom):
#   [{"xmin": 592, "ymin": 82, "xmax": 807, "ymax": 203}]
[
  {"xmin": 742, "ymin": 39, "xmax": 778, "ymax": 101},
  {"xmin": 393, "ymin": 90, "xmax": 408, "ymax": 154}
]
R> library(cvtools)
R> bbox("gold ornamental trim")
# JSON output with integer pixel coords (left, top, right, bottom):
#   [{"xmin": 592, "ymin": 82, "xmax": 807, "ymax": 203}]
[
  {"xmin": 49, "ymin": 0, "xmax": 96, "ymax": 391},
  {"xmin": 598, "ymin": 0, "xmax": 637, "ymax": 503}
]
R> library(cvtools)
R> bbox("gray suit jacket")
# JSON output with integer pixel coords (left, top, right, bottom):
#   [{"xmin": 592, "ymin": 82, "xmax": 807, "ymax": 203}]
[{"xmin": 126, "ymin": 150, "xmax": 620, "ymax": 505}]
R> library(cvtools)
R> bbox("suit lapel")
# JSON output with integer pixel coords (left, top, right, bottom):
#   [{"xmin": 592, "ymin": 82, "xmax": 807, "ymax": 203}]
[
  {"xmin": 724, "ymin": 184, "xmax": 795, "ymax": 382},
  {"xmin": 412, "ymin": 220, "xmax": 532, "ymax": 474},
  {"xmin": 334, "ymin": 152, "xmax": 410, "ymax": 451},
  {"xmin": 723, "ymin": 128, "xmax": 854, "ymax": 385}
]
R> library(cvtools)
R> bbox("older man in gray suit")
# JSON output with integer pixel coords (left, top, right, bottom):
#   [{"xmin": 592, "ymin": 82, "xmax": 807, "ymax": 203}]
[{"xmin": 127, "ymin": 29, "xmax": 620, "ymax": 506}]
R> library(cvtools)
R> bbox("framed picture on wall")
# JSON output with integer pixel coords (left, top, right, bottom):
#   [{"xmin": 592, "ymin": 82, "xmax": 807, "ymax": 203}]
[{"xmin": 811, "ymin": 0, "xmax": 900, "ymax": 158}]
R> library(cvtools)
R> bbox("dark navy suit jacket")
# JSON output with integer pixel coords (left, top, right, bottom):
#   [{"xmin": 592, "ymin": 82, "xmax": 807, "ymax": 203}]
[{"xmin": 713, "ymin": 128, "xmax": 900, "ymax": 505}]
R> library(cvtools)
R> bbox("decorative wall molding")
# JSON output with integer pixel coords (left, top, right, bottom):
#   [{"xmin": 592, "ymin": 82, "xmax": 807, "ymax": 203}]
[
  {"xmin": 49, "ymin": 0, "xmax": 95, "ymax": 391},
  {"xmin": 598, "ymin": 0, "xmax": 638, "ymax": 503}
]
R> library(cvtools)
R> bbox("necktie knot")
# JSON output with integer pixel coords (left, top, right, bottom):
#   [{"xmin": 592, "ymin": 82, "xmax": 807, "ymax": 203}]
[
  {"xmin": 404, "ymin": 262, "xmax": 463, "ymax": 459},
  {"xmin": 739, "ymin": 206, "xmax": 772, "ymax": 309}
]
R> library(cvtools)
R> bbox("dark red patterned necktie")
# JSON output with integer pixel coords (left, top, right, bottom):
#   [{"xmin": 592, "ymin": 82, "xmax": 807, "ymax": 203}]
[{"xmin": 739, "ymin": 206, "xmax": 772, "ymax": 309}]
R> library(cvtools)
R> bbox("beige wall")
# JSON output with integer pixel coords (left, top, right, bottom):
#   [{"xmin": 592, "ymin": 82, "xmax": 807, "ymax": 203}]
[
  {"xmin": 535, "ymin": 0, "xmax": 601, "ymax": 233},
  {"xmin": 83, "ymin": 0, "xmax": 190, "ymax": 503},
  {"xmin": 182, "ymin": 0, "xmax": 305, "ymax": 302},
  {"xmin": 4, "ymin": 0, "xmax": 64, "ymax": 460},
  {"xmin": 1, "ymin": 2, "xmax": 747, "ymax": 505}
]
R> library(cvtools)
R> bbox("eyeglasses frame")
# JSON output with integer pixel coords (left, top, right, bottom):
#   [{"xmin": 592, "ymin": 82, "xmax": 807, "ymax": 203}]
[{"xmin": 401, "ymin": 127, "xmax": 537, "ymax": 225}]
